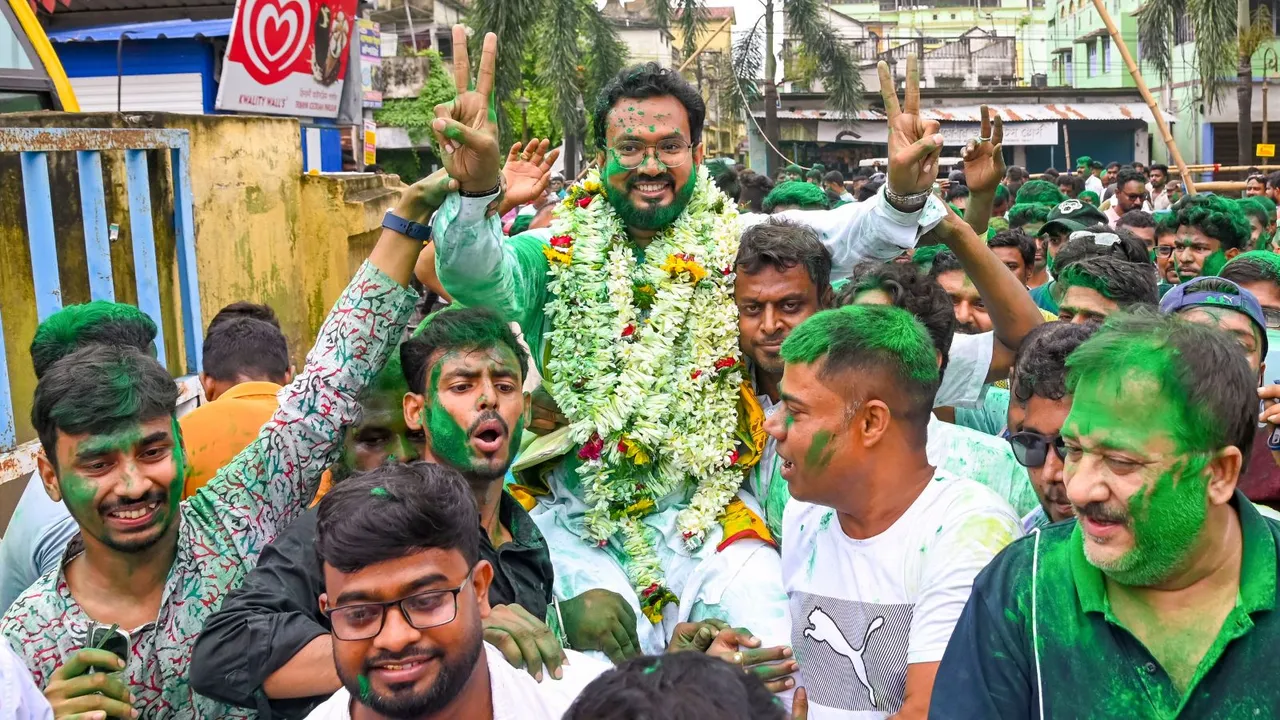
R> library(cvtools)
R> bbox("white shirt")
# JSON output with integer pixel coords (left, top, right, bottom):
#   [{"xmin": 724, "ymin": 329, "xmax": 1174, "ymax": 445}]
[
  {"xmin": 1084, "ymin": 175, "xmax": 1104, "ymax": 197},
  {"xmin": 303, "ymin": 643, "xmax": 608, "ymax": 720},
  {"xmin": 782, "ymin": 472, "xmax": 1021, "ymax": 719},
  {"xmin": 1, "ymin": 642, "xmax": 51, "ymax": 720},
  {"xmin": 934, "ymin": 332, "xmax": 994, "ymax": 410}
]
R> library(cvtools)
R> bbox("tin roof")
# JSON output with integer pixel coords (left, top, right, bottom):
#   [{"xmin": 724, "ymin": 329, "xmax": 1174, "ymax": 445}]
[{"xmin": 753, "ymin": 102, "xmax": 1176, "ymax": 123}]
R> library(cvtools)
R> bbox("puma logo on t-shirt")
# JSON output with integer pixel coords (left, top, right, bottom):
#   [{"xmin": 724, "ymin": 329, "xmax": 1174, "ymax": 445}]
[{"xmin": 804, "ymin": 606, "xmax": 885, "ymax": 708}]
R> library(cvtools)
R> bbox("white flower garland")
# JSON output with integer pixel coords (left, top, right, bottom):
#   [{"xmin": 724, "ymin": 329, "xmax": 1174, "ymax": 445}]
[{"xmin": 542, "ymin": 166, "xmax": 744, "ymax": 618}]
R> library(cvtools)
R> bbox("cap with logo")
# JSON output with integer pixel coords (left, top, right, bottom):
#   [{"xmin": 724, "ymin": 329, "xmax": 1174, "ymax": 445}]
[
  {"xmin": 1041, "ymin": 199, "xmax": 1110, "ymax": 236},
  {"xmin": 1159, "ymin": 276, "xmax": 1269, "ymax": 358}
]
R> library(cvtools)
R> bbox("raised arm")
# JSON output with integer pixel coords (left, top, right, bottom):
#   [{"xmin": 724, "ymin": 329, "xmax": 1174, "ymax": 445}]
[
  {"xmin": 195, "ymin": 172, "xmax": 443, "ymax": 550},
  {"xmin": 428, "ymin": 26, "xmax": 552, "ymax": 334},
  {"xmin": 961, "ymin": 107, "xmax": 1005, "ymax": 237},
  {"xmin": 932, "ymin": 206, "xmax": 1044, "ymax": 384},
  {"xmin": 766, "ymin": 56, "xmax": 949, "ymax": 279}
]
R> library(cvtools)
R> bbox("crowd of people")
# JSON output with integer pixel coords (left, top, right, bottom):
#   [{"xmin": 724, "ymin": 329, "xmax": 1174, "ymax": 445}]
[{"xmin": 1, "ymin": 25, "xmax": 1279, "ymax": 720}]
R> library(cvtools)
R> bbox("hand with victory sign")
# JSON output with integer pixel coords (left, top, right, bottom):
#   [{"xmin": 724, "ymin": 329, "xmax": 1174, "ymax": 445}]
[
  {"xmin": 431, "ymin": 25, "xmax": 502, "ymax": 194},
  {"xmin": 963, "ymin": 106, "xmax": 1006, "ymax": 196},
  {"xmin": 878, "ymin": 54, "xmax": 945, "ymax": 208}
]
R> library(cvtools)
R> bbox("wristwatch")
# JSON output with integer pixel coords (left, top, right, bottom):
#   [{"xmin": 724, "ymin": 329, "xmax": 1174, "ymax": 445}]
[
  {"xmin": 884, "ymin": 185, "xmax": 931, "ymax": 213},
  {"xmin": 382, "ymin": 211, "xmax": 432, "ymax": 242}
]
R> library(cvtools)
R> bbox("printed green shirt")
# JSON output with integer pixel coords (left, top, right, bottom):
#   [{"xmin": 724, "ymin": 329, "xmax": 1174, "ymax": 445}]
[
  {"xmin": 1, "ymin": 261, "xmax": 416, "ymax": 718},
  {"xmin": 931, "ymin": 491, "xmax": 1280, "ymax": 719}
]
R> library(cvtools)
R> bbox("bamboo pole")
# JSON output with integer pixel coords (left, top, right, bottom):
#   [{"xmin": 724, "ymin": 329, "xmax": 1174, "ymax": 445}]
[
  {"xmin": 1088, "ymin": 0, "xmax": 1196, "ymax": 195},
  {"xmin": 1063, "ymin": 124, "xmax": 1072, "ymax": 171},
  {"xmin": 677, "ymin": 16, "xmax": 735, "ymax": 73}
]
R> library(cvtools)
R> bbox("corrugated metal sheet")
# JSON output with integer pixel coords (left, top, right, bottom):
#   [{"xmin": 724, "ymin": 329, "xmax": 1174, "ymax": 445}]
[
  {"xmin": 69, "ymin": 73, "xmax": 205, "ymax": 114},
  {"xmin": 48, "ymin": 18, "xmax": 231, "ymax": 42},
  {"xmin": 754, "ymin": 102, "xmax": 1176, "ymax": 123}
]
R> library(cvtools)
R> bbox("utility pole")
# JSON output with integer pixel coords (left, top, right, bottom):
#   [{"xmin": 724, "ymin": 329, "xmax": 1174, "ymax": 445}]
[{"xmin": 763, "ymin": 0, "xmax": 782, "ymax": 178}]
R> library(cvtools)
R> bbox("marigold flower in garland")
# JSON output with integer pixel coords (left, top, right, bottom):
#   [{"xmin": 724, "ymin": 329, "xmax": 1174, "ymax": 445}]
[
  {"xmin": 661, "ymin": 253, "xmax": 708, "ymax": 283},
  {"xmin": 543, "ymin": 246, "xmax": 573, "ymax": 265}
]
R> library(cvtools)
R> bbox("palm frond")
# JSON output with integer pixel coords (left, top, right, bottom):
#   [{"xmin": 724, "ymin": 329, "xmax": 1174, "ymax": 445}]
[
  {"xmin": 784, "ymin": 0, "xmax": 866, "ymax": 116},
  {"xmin": 538, "ymin": 0, "xmax": 587, "ymax": 138},
  {"xmin": 582, "ymin": 4, "xmax": 630, "ymax": 149},
  {"xmin": 466, "ymin": 0, "xmax": 544, "ymax": 142},
  {"xmin": 721, "ymin": 16, "xmax": 763, "ymax": 121},
  {"xmin": 1240, "ymin": 5, "xmax": 1275, "ymax": 58},
  {"xmin": 648, "ymin": 0, "xmax": 673, "ymax": 37},
  {"xmin": 1136, "ymin": 0, "xmax": 1183, "ymax": 85},
  {"xmin": 674, "ymin": 0, "xmax": 706, "ymax": 60},
  {"xmin": 1190, "ymin": 0, "xmax": 1241, "ymax": 109}
]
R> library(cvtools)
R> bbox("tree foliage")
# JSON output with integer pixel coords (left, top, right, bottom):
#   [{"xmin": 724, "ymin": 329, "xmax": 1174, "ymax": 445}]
[
  {"xmin": 784, "ymin": 0, "xmax": 866, "ymax": 116},
  {"xmin": 373, "ymin": 50, "xmax": 457, "ymax": 144},
  {"xmin": 466, "ymin": 0, "xmax": 699, "ymax": 153},
  {"xmin": 1138, "ymin": 0, "xmax": 1272, "ymax": 110}
]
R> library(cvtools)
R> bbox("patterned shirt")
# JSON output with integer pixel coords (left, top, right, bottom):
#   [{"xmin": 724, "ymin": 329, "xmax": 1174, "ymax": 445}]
[{"xmin": 1, "ymin": 261, "xmax": 416, "ymax": 719}]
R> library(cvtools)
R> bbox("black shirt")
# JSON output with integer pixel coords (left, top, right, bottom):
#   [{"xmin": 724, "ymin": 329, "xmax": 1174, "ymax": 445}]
[
  {"xmin": 190, "ymin": 491, "xmax": 554, "ymax": 719},
  {"xmin": 930, "ymin": 491, "xmax": 1280, "ymax": 719}
]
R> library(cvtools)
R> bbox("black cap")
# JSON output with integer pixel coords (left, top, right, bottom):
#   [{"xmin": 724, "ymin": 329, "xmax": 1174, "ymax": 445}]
[{"xmin": 1040, "ymin": 199, "xmax": 1109, "ymax": 235}]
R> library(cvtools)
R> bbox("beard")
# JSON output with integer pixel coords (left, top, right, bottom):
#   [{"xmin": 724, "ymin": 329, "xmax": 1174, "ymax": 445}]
[
  {"xmin": 340, "ymin": 625, "xmax": 484, "ymax": 719},
  {"xmin": 91, "ymin": 489, "xmax": 174, "ymax": 553},
  {"xmin": 955, "ymin": 321, "xmax": 984, "ymax": 335},
  {"xmin": 606, "ymin": 171, "xmax": 698, "ymax": 231}
]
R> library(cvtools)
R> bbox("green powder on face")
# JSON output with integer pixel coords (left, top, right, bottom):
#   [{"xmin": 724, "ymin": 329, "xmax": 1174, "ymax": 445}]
[
  {"xmin": 1102, "ymin": 457, "xmax": 1210, "ymax": 585},
  {"xmin": 358, "ymin": 674, "xmax": 371, "ymax": 700},
  {"xmin": 604, "ymin": 162, "xmax": 698, "ymax": 233},
  {"xmin": 425, "ymin": 399, "xmax": 473, "ymax": 472},
  {"xmin": 804, "ymin": 430, "xmax": 836, "ymax": 473},
  {"xmin": 168, "ymin": 417, "xmax": 185, "ymax": 514},
  {"xmin": 1202, "ymin": 249, "xmax": 1229, "ymax": 277}
]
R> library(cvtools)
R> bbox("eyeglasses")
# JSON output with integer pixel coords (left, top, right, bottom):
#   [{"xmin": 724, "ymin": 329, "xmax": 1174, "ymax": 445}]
[
  {"xmin": 1154, "ymin": 246, "xmax": 1175, "ymax": 257},
  {"xmin": 1264, "ymin": 307, "xmax": 1280, "ymax": 330},
  {"xmin": 325, "ymin": 571, "xmax": 472, "ymax": 641},
  {"xmin": 610, "ymin": 138, "xmax": 694, "ymax": 170},
  {"xmin": 1008, "ymin": 431, "xmax": 1067, "ymax": 468}
]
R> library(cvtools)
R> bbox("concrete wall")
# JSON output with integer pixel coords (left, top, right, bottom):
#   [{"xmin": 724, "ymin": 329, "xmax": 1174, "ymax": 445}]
[{"xmin": 0, "ymin": 112, "xmax": 405, "ymax": 450}]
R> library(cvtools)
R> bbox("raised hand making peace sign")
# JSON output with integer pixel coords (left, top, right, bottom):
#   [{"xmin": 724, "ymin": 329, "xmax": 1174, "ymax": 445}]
[
  {"xmin": 963, "ymin": 105, "xmax": 1006, "ymax": 196},
  {"xmin": 877, "ymin": 54, "xmax": 945, "ymax": 208},
  {"xmin": 431, "ymin": 25, "xmax": 502, "ymax": 193}
]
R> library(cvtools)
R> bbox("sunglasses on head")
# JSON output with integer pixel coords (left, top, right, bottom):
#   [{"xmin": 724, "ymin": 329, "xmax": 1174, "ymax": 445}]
[{"xmin": 1007, "ymin": 431, "xmax": 1067, "ymax": 468}]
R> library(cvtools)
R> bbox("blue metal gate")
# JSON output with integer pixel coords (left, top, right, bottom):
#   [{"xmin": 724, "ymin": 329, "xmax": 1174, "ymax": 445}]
[{"xmin": 0, "ymin": 126, "xmax": 204, "ymax": 460}]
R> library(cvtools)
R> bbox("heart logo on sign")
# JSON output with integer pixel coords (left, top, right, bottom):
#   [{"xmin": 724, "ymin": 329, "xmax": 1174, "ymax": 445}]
[{"xmin": 240, "ymin": 0, "xmax": 312, "ymax": 85}]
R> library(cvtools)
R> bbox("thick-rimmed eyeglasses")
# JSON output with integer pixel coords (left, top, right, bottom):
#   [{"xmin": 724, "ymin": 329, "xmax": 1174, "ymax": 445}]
[
  {"xmin": 325, "ymin": 571, "xmax": 472, "ymax": 641},
  {"xmin": 609, "ymin": 138, "xmax": 694, "ymax": 170},
  {"xmin": 1264, "ymin": 307, "xmax": 1280, "ymax": 330},
  {"xmin": 1008, "ymin": 431, "xmax": 1067, "ymax": 469}
]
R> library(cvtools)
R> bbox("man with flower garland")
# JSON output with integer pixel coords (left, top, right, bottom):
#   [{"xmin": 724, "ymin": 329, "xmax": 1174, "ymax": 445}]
[{"xmin": 427, "ymin": 26, "xmax": 951, "ymax": 652}]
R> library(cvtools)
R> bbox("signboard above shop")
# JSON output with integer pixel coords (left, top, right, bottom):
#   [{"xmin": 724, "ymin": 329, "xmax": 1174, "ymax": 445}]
[
  {"xmin": 817, "ymin": 120, "xmax": 1060, "ymax": 146},
  {"xmin": 215, "ymin": 0, "xmax": 358, "ymax": 118}
]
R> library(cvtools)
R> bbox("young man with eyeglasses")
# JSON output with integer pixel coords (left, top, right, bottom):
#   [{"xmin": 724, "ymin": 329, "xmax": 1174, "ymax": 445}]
[
  {"xmin": 1006, "ymin": 322, "xmax": 1099, "ymax": 532},
  {"xmin": 306, "ymin": 465, "xmax": 610, "ymax": 720}
]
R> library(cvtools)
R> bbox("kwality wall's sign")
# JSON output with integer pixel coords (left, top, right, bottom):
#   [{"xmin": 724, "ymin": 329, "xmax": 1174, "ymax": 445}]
[{"xmin": 216, "ymin": 0, "xmax": 357, "ymax": 118}]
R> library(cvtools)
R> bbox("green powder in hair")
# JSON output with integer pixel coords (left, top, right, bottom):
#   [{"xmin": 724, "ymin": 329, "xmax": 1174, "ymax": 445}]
[
  {"xmin": 1014, "ymin": 180, "xmax": 1065, "ymax": 207},
  {"xmin": 1007, "ymin": 203, "xmax": 1051, "ymax": 230},
  {"xmin": 1079, "ymin": 190, "xmax": 1100, "ymax": 206},
  {"xmin": 1175, "ymin": 193, "xmax": 1252, "ymax": 252},
  {"xmin": 370, "ymin": 487, "xmax": 391, "ymax": 498},
  {"xmin": 30, "ymin": 301, "xmax": 157, "ymax": 378},
  {"xmin": 781, "ymin": 304, "xmax": 940, "ymax": 385},
  {"xmin": 762, "ymin": 181, "xmax": 828, "ymax": 214},
  {"xmin": 910, "ymin": 244, "xmax": 948, "ymax": 272},
  {"xmin": 1225, "ymin": 250, "xmax": 1280, "ymax": 284},
  {"xmin": 1058, "ymin": 262, "xmax": 1118, "ymax": 299}
]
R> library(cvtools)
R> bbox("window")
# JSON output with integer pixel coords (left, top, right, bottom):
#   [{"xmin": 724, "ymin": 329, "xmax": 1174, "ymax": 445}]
[
  {"xmin": 1065, "ymin": 50, "xmax": 1074, "ymax": 85},
  {"xmin": 1087, "ymin": 40, "xmax": 1097, "ymax": 76},
  {"xmin": 1102, "ymin": 36, "xmax": 1111, "ymax": 72}
]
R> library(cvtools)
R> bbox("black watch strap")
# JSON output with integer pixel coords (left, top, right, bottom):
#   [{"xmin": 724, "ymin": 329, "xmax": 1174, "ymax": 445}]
[{"xmin": 382, "ymin": 212, "xmax": 432, "ymax": 242}]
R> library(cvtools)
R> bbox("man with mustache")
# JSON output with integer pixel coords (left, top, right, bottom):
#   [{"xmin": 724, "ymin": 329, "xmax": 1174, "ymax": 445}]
[
  {"xmin": 1006, "ymin": 321, "xmax": 1099, "ymax": 532},
  {"xmin": 194, "ymin": 307, "xmax": 645, "ymax": 717},
  {"xmin": 932, "ymin": 311, "xmax": 1280, "ymax": 718},
  {"xmin": 429, "ymin": 26, "xmax": 950, "ymax": 650}
]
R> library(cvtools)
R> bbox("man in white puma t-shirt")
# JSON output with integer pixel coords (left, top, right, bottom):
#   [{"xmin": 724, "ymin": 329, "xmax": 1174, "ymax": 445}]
[
  {"xmin": 765, "ymin": 304, "xmax": 1021, "ymax": 719},
  {"xmin": 305, "ymin": 464, "xmax": 608, "ymax": 720}
]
